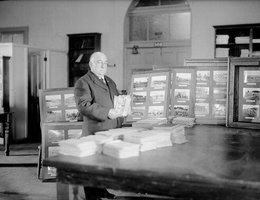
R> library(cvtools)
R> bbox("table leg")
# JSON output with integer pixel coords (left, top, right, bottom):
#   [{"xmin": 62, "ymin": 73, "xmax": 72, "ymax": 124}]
[
  {"xmin": 57, "ymin": 182, "xmax": 69, "ymax": 200},
  {"xmin": 5, "ymin": 133, "xmax": 9, "ymax": 156},
  {"xmin": 5, "ymin": 113, "xmax": 11, "ymax": 156},
  {"xmin": 3, "ymin": 120, "xmax": 9, "ymax": 156}
]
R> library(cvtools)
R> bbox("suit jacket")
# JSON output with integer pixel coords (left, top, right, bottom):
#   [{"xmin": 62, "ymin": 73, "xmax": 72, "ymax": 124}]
[{"xmin": 74, "ymin": 70, "xmax": 123, "ymax": 135}]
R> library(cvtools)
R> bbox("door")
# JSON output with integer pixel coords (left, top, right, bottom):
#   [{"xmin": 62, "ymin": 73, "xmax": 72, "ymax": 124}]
[
  {"xmin": 28, "ymin": 48, "xmax": 47, "ymax": 142},
  {"xmin": 124, "ymin": 46, "xmax": 191, "ymax": 91}
]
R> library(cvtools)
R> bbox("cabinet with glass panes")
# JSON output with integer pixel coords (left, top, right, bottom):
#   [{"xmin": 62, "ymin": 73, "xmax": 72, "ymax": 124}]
[
  {"xmin": 41, "ymin": 122, "xmax": 83, "ymax": 180},
  {"xmin": 227, "ymin": 57, "xmax": 260, "ymax": 129},
  {"xmin": 214, "ymin": 23, "xmax": 260, "ymax": 58},
  {"xmin": 39, "ymin": 87, "xmax": 83, "ymax": 180},
  {"xmin": 67, "ymin": 33, "xmax": 101, "ymax": 87},
  {"xmin": 183, "ymin": 59, "xmax": 228, "ymax": 125}
]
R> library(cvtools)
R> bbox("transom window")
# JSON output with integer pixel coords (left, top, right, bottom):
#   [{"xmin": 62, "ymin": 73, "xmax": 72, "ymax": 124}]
[
  {"xmin": 135, "ymin": 0, "xmax": 188, "ymax": 7},
  {"xmin": 0, "ymin": 27, "xmax": 28, "ymax": 44},
  {"xmin": 128, "ymin": 0, "xmax": 190, "ymax": 42}
]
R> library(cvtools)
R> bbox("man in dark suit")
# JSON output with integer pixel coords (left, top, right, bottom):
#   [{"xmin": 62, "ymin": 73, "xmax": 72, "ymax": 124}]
[{"xmin": 74, "ymin": 52, "xmax": 123, "ymax": 200}]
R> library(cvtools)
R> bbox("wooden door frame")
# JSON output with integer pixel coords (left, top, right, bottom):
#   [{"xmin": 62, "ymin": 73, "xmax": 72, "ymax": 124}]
[{"xmin": 0, "ymin": 26, "xmax": 29, "ymax": 44}]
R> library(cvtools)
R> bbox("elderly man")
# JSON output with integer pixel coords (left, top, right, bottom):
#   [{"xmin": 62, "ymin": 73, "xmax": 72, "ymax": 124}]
[{"xmin": 74, "ymin": 52, "xmax": 123, "ymax": 199}]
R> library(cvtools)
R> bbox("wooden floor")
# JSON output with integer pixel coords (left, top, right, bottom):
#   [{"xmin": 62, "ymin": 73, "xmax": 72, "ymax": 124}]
[
  {"xmin": 0, "ymin": 143, "xmax": 171, "ymax": 200},
  {"xmin": 0, "ymin": 143, "xmax": 56, "ymax": 200}
]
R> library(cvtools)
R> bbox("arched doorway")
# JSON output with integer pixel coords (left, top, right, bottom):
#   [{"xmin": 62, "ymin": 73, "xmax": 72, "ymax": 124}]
[{"xmin": 124, "ymin": 0, "xmax": 191, "ymax": 91}]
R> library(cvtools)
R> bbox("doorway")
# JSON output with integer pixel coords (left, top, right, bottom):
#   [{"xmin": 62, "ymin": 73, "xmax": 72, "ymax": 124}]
[
  {"xmin": 28, "ymin": 48, "xmax": 47, "ymax": 142},
  {"xmin": 124, "ymin": 0, "xmax": 191, "ymax": 90}
]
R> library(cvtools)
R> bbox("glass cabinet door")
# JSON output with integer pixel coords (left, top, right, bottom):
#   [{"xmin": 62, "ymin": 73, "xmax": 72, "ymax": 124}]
[
  {"xmin": 227, "ymin": 57, "xmax": 260, "ymax": 129},
  {"xmin": 237, "ymin": 67, "xmax": 260, "ymax": 123},
  {"xmin": 0, "ymin": 58, "xmax": 2, "ymax": 100}
]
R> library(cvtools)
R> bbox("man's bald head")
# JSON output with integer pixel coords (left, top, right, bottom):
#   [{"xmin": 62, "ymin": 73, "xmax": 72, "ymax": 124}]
[{"xmin": 89, "ymin": 52, "xmax": 108, "ymax": 78}]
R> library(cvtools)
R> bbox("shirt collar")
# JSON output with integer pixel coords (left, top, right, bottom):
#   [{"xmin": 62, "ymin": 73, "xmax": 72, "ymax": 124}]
[{"xmin": 91, "ymin": 71, "xmax": 104, "ymax": 79}]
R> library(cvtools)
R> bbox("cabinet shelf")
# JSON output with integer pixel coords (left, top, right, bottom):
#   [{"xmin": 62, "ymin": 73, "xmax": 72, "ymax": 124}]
[
  {"xmin": 214, "ymin": 23, "xmax": 260, "ymax": 58},
  {"xmin": 70, "ymin": 70, "xmax": 88, "ymax": 76},
  {"xmin": 67, "ymin": 33, "xmax": 101, "ymax": 87},
  {"xmin": 69, "ymin": 47, "xmax": 95, "ymax": 51},
  {"xmin": 216, "ymin": 43, "xmax": 249, "ymax": 47}
]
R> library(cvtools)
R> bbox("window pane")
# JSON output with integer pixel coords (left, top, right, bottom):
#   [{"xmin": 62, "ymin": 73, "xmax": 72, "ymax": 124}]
[
  {"xmin": 12, "ymin": 33, "xmax": 24, "ymax": 44},
  {"xmin": 0, "ymin": 32, "xmax": 24, "ymax": 44},
  {"xmin": 149, "ymin": 14, "xmax": 169, "ymax": 41},
  {"xmin": 169, "ymin": 12, "xmax": 190, "ymax": 40},
  {"xmin": 0, "ymin": 34, "xmax": 13, "ymax": 42},
  {"xmin": 161, "ymin": 0, "xmax": 187, "ymax": 6},
  {"xmin": 135, "ymin": 0, "xmax": 187, "ymax": 7},
  {"xmin": 129, "ymin": 16, "xmax": 147, "ymax": 41},
  {"xmin": 136, "ymin": 0, "xmax": 159, "ymax": 7}
]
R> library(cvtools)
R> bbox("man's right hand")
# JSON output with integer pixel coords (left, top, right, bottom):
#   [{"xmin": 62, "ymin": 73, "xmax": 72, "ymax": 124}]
[{"xmin": 108, "ymin": 109, "xmax": 121, "ymax": 119}]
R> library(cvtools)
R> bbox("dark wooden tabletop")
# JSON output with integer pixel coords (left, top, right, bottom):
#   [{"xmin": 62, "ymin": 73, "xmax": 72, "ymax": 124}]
[{"xmin": 43, "ymin": 125, "xmax": 260, "ymax": 199}]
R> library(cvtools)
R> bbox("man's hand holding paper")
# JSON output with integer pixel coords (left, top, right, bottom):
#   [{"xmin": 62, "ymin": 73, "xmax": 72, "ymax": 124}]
[
  {"xmin": 108, "ymin": 108, "xmax": 122, "ymax": 119},
  {"xmin": 113, "ymin": 95, "xmax": 131, "ymax": 117}
]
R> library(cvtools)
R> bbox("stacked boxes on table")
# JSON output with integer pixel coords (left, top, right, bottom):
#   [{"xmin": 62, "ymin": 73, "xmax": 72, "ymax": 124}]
[
  {"xmin": 57, "ymin": 122, "xmax": 187, "ymax": 160},
  {"xmin": 103, "ymin": 140, "xmax": 140, "ymax": 159}
]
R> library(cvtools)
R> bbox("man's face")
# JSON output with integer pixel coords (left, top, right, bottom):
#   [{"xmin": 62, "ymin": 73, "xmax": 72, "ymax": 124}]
[{"xmin": 90, "ymin": 54, "xmax": 108, "ymax": 77}]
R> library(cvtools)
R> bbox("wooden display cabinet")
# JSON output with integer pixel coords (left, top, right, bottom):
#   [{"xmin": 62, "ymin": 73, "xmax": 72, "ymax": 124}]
[
  {"xmin": 227, "ymin": 57, "xmax": 260, "ymax": 129},
  {"xmin": 184, "ymin": 59, "xmax": 228, "ymax": 124},
  {"xmin": 41, "ymin": 122, "xmax": 83, "ymax": 180},
  {"xmin": 39, "ymin": 87, "xmax": 83, "ymax": 180},
  {"xmin": 127, "ymin": 70, "xmax": 171, "ymax": 122},
  {"xmin": 67, "ymin": 33, "xmax": 101, "ymax": 87},
  {"xmin": 214, "ymin": 23, "xmax": 260, "ymax": 58},
  {"xmin": 170, "ymin": 67, "xmax": 196, "ymax": 118},
  {"xmin": 136, "ymin": 60, "xmax": 228, "ymax": 125},
  {"xmin": 39, "ymin": 87, "xmax": 80, "ymax": 123}
]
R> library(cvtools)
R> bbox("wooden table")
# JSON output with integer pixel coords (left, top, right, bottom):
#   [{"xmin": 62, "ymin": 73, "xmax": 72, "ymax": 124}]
[
  {"xmin": 43, "ymin": 125, "xmax": 260, "ymax": 200},
  {"xmin": 0, "ymin": 112, "xmax": 12, "ymax": 156}
]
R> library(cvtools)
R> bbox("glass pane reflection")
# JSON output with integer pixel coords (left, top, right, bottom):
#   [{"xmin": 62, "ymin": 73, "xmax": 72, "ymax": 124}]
[
  {"xmin": 129, "ymin": 16, "xmax": 147, "ymax": 41},
  {"xmin": 170, "ymin": 12, "xmax": 191, "ymax": 40},
  {"xmin": 149, "ymin": 14, "xmax": 169, "ymax": 40}
]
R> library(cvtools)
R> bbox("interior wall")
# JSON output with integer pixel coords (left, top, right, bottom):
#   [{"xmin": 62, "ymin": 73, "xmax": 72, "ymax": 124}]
[
  {"xmin": 0, "ymin": 0, "xmax": 260, "ymax": 88},
  {"xmin": 188, "ymin": 0, "xmax": 260, "ymax": 59},
  {"xmin": 0, "ymin": 0, "xmax": 132, "ymax": 90}
]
